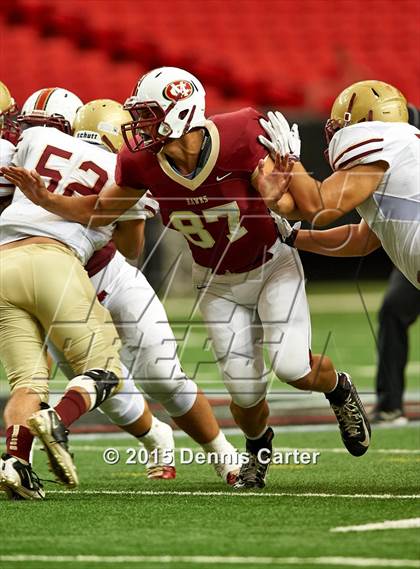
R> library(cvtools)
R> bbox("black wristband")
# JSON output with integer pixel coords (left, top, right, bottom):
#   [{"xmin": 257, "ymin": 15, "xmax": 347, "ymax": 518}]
[{"xmin": 284, "ymin": 228, "xmax": 299, "ymax": 248}]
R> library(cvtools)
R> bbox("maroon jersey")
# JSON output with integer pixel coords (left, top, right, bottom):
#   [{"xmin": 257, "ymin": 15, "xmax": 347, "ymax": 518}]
[{"xmin": 116, "ymin": 107, "xmax": 277, "ymax": 274}]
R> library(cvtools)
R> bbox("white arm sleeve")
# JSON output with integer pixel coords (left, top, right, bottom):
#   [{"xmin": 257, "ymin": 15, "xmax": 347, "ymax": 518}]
[{"xmin": 11, "ymin": 130, "xmax": 31, "ymax": 168}]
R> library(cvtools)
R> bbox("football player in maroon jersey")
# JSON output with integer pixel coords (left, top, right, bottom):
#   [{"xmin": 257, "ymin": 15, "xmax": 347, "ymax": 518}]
[{"xmin": 3, "ymin": 67, "xmax": 371, "ymax": 490}]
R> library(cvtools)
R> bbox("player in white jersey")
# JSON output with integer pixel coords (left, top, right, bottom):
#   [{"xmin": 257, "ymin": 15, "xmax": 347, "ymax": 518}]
[
  {"xmin": 0, "ymin": 81, "xmax": 17, "ymax": 208},
  {"xmin": 257, "ymin": 80, "xmax": 420, "ymax": 289},
  {"xmin": 0, "ymin": 137, "xmax": 14, "ymax": 205},
  {"xmin": 1, "ymin": 125, "xmax": 117, "ymax": 258},
  {"xmin": 0, "ymin": 87, "xmax": 122, "ymax": 496},
  {"xmin": 0, "ymin": 88, "xmax": 171, "ymax": 498},
  {"xmin": 0, "ymin": 80, "xmax": 20, "ymax": 145}
]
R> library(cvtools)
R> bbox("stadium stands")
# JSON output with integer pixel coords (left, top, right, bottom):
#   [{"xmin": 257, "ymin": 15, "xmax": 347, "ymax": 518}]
[{"xmin": 2, "ymin": 0, "xmax": 419, "ymax": 112}]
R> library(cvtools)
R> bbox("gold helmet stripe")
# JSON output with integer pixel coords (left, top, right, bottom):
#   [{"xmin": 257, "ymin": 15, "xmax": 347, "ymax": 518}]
[
  {"xmin": 100, "ymin": 134, "xmax": 118, "ymax": 153},
  {"xmin": 347, "ymin": 92, "xmax": 356, "ymax": 111}
]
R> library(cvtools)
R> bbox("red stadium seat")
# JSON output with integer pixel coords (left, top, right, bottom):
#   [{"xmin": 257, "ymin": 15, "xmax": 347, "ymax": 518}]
[{"xmin": 2, "ymin": 0, "xmax": 419, "ymax": 110}]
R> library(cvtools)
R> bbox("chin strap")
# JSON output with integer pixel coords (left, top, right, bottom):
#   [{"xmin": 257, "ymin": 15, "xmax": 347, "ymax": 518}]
[{"xmin": 182, "ymin": 105, "xmax": 197, "ymax": 136}]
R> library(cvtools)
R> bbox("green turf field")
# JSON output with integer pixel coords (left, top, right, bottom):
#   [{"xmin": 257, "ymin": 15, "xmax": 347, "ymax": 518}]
[
  {"xmin": 1, "ymin": 281, "xmax": 419, "ymax": 568},
  {"xmin": 0, "ymin": 426, "xmax": 419, "ymax": 569}
]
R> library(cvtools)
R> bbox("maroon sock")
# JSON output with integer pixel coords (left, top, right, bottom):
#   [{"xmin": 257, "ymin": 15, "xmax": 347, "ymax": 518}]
[
  {"xmin": 6, "ymin": 425, "xmax": 34, "ymax": 463},
  {"xmin": 55, "ymin": 390, "xmax": 88, "ymax": 427}
]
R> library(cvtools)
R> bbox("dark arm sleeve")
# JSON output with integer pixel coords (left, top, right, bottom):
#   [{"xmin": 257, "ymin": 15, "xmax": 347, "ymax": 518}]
[{"xmin": 115, "ymin": 146, "xmax": 144, "ymax": 188}]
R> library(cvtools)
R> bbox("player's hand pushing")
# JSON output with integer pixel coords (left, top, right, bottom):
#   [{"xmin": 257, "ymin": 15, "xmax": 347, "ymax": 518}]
[
  {"xmin": 255, "ymin": 152, "xmax": 293, "ymax": 213},
  {"xmin": 258, "ymin": 111, "xmax": 301, "ymax": 160},
  {"xmin": 1, "ymin": 166, "xmax": 50, "ymax": 207}
]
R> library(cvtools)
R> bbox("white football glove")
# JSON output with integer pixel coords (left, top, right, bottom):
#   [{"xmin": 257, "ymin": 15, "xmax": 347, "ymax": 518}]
[
  {"xmin": 288, "ymin": 123, "xmax": 301, "ymax": 160},
  {"xmin": 258, "ymin": 111, "xmax": 301, "ymax": 160},
  {"xmin": 271, "ymin": 212, "xmax": 301, "ymax": 247}
]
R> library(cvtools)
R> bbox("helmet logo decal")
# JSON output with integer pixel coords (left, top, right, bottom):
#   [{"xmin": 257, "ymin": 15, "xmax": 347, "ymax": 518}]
[
  {"xmin": 97, "ymin": 120, "xmax": 119, "ymax": 135},
  {"xmin": 163, "ymin": 80, "xmax": 194, "ymax": 102}
]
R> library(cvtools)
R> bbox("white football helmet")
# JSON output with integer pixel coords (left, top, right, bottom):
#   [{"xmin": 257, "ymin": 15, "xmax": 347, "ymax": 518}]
[
  {"xmin": 122, "ymin": 66, "xmax": 206, "ymax": 153},
  {"xmin": 19, "ymin": 87, "xmax": 83, "ymax": 134}
]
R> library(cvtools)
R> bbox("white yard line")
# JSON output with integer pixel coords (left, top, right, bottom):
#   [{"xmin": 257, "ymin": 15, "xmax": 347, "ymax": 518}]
[
  {"xmin": 47, "ymin": 489, "xmax": 420, "ymax": 500},
  {"xmin": 331, "ymin": 518, "xmax": 420, "ymax": 533},
  {"xmin": 0, "ymin": 555, "xmax": 418, "ymax": 567}
]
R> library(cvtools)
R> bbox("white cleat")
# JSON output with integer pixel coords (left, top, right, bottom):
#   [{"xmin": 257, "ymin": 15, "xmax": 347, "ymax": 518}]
[
  {"xmin": 0, "ymin": 453, "xmax": 45, "ymax": 500},
  {"xmin": 27, "ymin": 406, "xmax": 78, "ymax": 488},
  {"xmin": 140, "ymin": 418, "xmax": 176, "ymax": 480}
]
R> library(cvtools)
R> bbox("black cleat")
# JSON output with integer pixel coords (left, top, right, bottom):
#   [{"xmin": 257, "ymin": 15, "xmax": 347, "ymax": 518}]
[
  {"xmin": 0, "ymin": 453, "xmax": 45, "ymax": 500},
  {"xmin": 28, "ymin": 404, "xmax": 78, "ymax": 488},
  {"xmin": 326, "ymin": 373, "xmax": 371, "ymax": 457},
  {"xmin": 234, "ymin": 427, "xmax": 274, "ymax": 489}
]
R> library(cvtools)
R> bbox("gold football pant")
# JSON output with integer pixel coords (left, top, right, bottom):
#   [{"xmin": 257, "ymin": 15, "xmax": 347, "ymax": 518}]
[{"xmin": 0, "ymin": 244, "xmax": 122, "ymax": 401}]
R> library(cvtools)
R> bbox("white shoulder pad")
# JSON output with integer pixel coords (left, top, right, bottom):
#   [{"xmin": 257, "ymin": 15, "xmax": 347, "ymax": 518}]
[
  {"xmin": 329, "ymin": 123, "xmax": 386, "ymax": 171},
  {"xmin": 117, "ymin": 191, "xmax": 159, "ymax": 222},
  {"xmin": 0, "ymin": 138, "xmax": 16, "ymax": 197},
  {"xmin": 12, "ymin": 127, "xmax": 39, "ymax": 168},
  {"xmin": 13, "ymin": 127, "xmax": 66, "ymax": 168}
]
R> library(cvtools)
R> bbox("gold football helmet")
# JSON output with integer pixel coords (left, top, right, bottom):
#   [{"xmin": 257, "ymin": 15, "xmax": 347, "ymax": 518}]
[
  {"xmin": 0, "ymin": 80, "xmax": 19, "ymax": 142},
  {"xmin": 326, "ymin": 80, "xmax": 408, "ymax": 143},
  {"xmin": 0, "ymin": 81, "xmax": 16, "ymax": 115},
  {"xmin": 73, "ymin": 99, "xmax": 131, "ymax": 153}
]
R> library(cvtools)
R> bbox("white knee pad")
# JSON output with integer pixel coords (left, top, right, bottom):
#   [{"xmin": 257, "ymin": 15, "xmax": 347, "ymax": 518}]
[
  {"xmin": 221, "ymin": 356, "xmax": 268, "ymax": 409},
  {"xmin": 135, "ymin": 349, "xmax": 198, "ymax": 418},
  {"xmin": 269, "ymin": 346, "xmax": 312, "ymax": 383},
  {"xmin": 275, "ymin": 362, "xmax": 311, "ymax": 384},
  {"xmin": 98, "ymin": 374, "xmax": 146, "ymax": 427}
]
